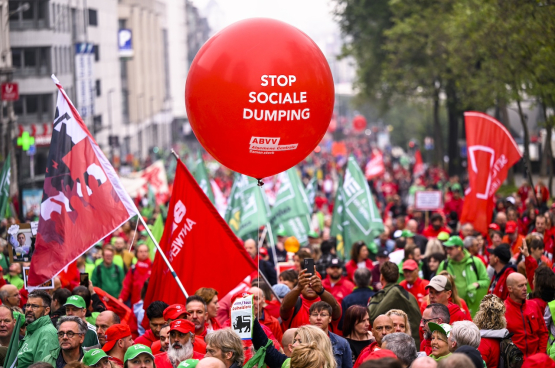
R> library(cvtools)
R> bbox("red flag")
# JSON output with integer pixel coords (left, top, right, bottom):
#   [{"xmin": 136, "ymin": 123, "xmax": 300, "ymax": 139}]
[
  {"xmin": 365, "ymin": 149, "xmax": 385, "ymax": 180},
  {"xmin": 144, "ymin": 159, "xmax": 257, "ymax": 306},
  {"xmin": 413, "ymin": 149, "xmax": 425, "ymax": 177},
  {"xmin": 460, "ymin": 112, "xmax": 522, "ymax": 234},
  {"xmin": 28, "ymin": 76, "xmax": 138, "ymax": 286}
]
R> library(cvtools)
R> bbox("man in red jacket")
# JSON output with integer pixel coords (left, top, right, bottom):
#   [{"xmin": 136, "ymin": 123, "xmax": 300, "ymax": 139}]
[
  {"xmin": 505, "ymin": 273, "xmax": 548, "ymax": 357},
  {"xmin": 425, "ymin": 275, "xmax": 470, "ymax": 323},
  {"xmin": 399, "ymin": 260, "xmax": 429, "ymax": 304},
  {"xmin": 488, "ymin": 245, "xmax": 514, "ymax": 300},
  {"xmin": 321, "ymin": 258, "xmax": 354, "ymax": 304},
  {"xmin": 135, "ymin": 301, "xmax": 168, "ymax": 347},
  {"xmin": 422, "ymin": 214, "xmax": 450, "ymax": 239},
  {"xmin": 154, "ymin": 319, "xmax": 204, "ymax": 368}
]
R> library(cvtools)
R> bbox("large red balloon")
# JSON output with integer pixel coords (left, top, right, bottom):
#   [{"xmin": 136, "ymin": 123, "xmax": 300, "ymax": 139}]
[
  {"xmin": 353, "ymin": 115, "xmax": 367, "ymax": 132},
  {"xmin": 185, "ymin": 18, "xmax": 334, "ymax": 179}
]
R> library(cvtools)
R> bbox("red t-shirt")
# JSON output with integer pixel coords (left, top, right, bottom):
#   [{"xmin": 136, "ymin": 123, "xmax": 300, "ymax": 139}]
[
  {"xmin": 282, "ymin": 296, "xmax": 337, "ymax": 330},
  {"xmin": 399, "ymin": 278, "xmax": 429, "ymax": 305},
  {"xmin": 422, "ymin": 225, "xmax": 450, "ymax": 239},
  {"xmin": 322, "ymin": 276, "xmax": 355, "ymax": 304}
]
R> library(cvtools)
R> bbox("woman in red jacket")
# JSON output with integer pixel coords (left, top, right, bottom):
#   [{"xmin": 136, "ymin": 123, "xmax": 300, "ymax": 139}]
[
  {"xmin": 118, "ymin": 244, "xmax": 152, "ymax": 305},
  {"xmin": 475, "ymin": 294, "xmax": 510, "ymax": 368},
  {"xmin": 345, "ymin": 241, "xmax": 373, "ymax": 282}
]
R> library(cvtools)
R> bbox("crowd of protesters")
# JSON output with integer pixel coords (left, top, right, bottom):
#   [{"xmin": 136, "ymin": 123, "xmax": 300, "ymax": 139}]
[{"xmin": 0, "ymin": 144, "xmax": 555, "ymax": 368}]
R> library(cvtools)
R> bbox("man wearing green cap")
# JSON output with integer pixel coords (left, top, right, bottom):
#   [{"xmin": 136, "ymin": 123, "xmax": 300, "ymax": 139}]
[
  {"xmin": 83, "ymin": 348, "xmax": 111, "ymax": 368},
  {"xmin": 438, "ymin": 236, "xmax": 489, "ymax": 316},
  {"xmin": 64, "ymin": 295, "xmax": 100, "ymax": 350}
]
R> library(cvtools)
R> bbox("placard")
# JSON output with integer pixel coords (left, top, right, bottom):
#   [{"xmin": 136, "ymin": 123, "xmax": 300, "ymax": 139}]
[
  {"xmin": 231, "ymin": 294, "xmax": 254, "ymax": 340},
  {"xmin": 23, "ymin": 267, "xmax": 54, "ymax": 291},
  {"xmin": 7, "ymin": 223, "xmax": 35, "ymax": 263},
  {"xmin": 414, "ymin": 191, "xmax": 443, "ymax": 211}
]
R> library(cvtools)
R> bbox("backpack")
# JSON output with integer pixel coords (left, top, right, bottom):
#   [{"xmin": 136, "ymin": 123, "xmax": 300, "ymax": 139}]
[{"xmin": 498, "ymin": 333, "xmax": 524, "ymax": 368}]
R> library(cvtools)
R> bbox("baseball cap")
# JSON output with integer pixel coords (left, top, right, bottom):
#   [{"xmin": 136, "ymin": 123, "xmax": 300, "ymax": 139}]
[
  {"xmin": 327, "ymin": 258, "xmax": 343, "ymax": 269},
  {"xmin": 276, "ymin": 229, "xmax": 287, "ymax": 237},
  {"xmin": 506, "ymin": 196, "xmax": 516, "ymax": 205},
  {"xmin": 393, "ymin": 230, "xmax": 403, "ymax": 239},
  {"xmin": 84, "ymin": 349, "xmax": 110, "ymax": 366},
  {"xmin": 170, "ymin": 319, "xmax": 195, "ymax": 334},
  {"xmin": 444, "ymin": 235, "xmax": 463, "ymax": 247},
  {"xmin": 102, "ymin": 324, "xmax": 132, "ymax": 352},
  {"xmin": 308, "ymin": 231, "xmax": 320, "ymax": 239},
  {"xmin": 259, "ymin": 247, "xmax": 268, "ymax": 257},
  {"xmin": 488, "ymin": 223, "xmax": 501, "ymax": 231},
  {"xmin": 451, "ymin": 183, "xmax": 461, "ymax": 191},
  {"xmin": 376, "ymin": 249, "xmax": 389, "ymax": 258},
  {"xmin": 426, "ymin": 275, "xmax": 452, "ymax": 292},
  {"xmin": 163, "ymin": 304, "xmax": 189, "ymax": 321},
  {"xmin": 272, "ymin": 284, "xmax": 290, "ymax": 299},
  {"xmin": 124, "ymin": 344, "xmax": 154, "ymax": 363},
  {"xmin": 487, "ymin": 245, "xmax": 511, "ymax": 264},
  {"xmin": 64, "ymin": 295, "xmax": 86, "ymax": 309},
  {"xmin": 505, "ymin": 221, "xmax": 517, "ymax": 233},
  {"xmin": 437, "ymin": 232, "xmax": 450, "ymax": 241},
  {"xmin": 401, "ymin": 230, "xmax": 415, "ymax": 238},
  {"xmin": 402, "ymin": 259, "xmax": 419, "ymax": 271},
  {"xmin": 428, "ymin": 322, "xmax": 452, "ymax": 337},
  {"xmin": 178, "ymin": 359, "xmax": 200, "ymax": 368}
]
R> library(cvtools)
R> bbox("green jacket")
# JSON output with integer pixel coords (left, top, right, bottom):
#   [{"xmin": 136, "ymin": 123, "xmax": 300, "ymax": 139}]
[
  {"xmin": 367, "ymin": 283, "xmax": 421, "ymax": 347},
  {"xmin": 91, "ymin": 262, "xmax": 125, "ymax": 298},
  {"xmin": 4, "ymin": 274, "xmax": 24, "ymax": 290},
  {"xmin": 438, "ymin": 249, "xmax": 489, "ymax": 317},
  {"xmin": 17, "ymin": 315, "xmax": 59, "ymax": 368},
  {"xmin": 431, "ymin": 353, "xmax": 452, "ymax": 361}
]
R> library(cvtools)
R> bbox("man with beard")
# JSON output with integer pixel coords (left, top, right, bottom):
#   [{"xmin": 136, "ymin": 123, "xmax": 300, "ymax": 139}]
[
  {"xmin": 154, "ymin": 319, "xmax": 204, "ymax": 368},
  {"xmin": 0, "ymin": 305, "xmax": 15, "ymax": 347},
  {"xmin": 186, "ymin": 296, "xmax": 209, "ymax": 354},
  {"xmin": 17, "ymin": 290, "xmax": 59, "ymax": 368},
  {"xmin": 422, "ymin": 214, "xmax": 450, "ymax": 239},
  {"xmin": 41, "ymin": 316, "xmax": 86, "ymax": 367},
  {"xmin": 102, "ymin": 324, "xmax": 134, "ymax": 367},
  {"xmin": 419, "ymin": 303, "xmax": 450, "ymax": 355}
]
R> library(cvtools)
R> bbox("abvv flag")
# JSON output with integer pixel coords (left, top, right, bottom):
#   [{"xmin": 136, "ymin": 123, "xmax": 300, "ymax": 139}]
[
  {"xmin": 460, "ymin": 112, "xmax": 522, "ymax": 235},
  {"xmin": 144, "ymin": 159, "xmax": 256, "ymax": 306},
  {"xmin": 28, "ymin": 76, "xmax": 138, "ymax": 286}
]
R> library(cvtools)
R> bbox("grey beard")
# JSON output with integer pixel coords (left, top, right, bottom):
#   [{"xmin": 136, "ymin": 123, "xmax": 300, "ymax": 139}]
[{"xmin": 167, "ymin": 342, "xmax": 193, "ymax": 367}]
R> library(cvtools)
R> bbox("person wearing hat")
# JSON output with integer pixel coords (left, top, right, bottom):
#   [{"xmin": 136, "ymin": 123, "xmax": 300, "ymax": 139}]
[
  {"xmin": 501, "ymin": 221, "xmax": 524, "ymax": 255},
  {"xmin": 103, "ymin": 324, "xmax": 134, "ymax": 366},
  {"xmin": 124, "ymin": 344, "xmax": 155, "ymax": 368},
  {"xmin": 64, "ymin": 295, "xmax": 100, "ymax": 350},
  {"xmin": 308, "ymin": 231, "xmax": 321, "ymax": 248},
  {"xmin": 84, "ymin": 348, "xmax": 112, "ymax": 368},
  {"xmin": 428, "ymin": 322, "xmax": 452, "ymax": 361},
  {"xmin": 487, "ymin": 244, "xmax": 515, "ymax": 300},
  {"xmin": 399, "ymin": 260, "xmax": 429, "ymax": 305},
  {"xmin": 177, "ymin": 359, "xmax": 200, "ymax": 368},
  {"xmin": 438, "ymin": 235, "xmax": 489, "ymax": 316},
  {"xmin": 154, "ymin": 319, "xmax": 204, "ymax": 368},
  {"xmin": 321, "ymin": 258, "xmax": 354, "ymax": 305},
  {"xmin": 422, "ymin": 214, "xmax": 450, "ymax": 239},
  {"xmin": 424, "ymin": 275, "xmax": 470, "ymax": 324}
]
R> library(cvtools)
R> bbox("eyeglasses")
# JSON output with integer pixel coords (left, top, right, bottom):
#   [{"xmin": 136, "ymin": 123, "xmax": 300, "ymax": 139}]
[
  {"xmin": 310, "ymin": 313, "xmax": 330, "ymax": 318},
  {"xmin": 57, "ymin": 331, "xmax": 83, "ymax": 338},
  {"xmin": 25, "ymin": 304, "xmax": 44, "ymax": 310},
  {"xmin": 421, "ymin": 317, "xmax": 439, "ymax": 324}
]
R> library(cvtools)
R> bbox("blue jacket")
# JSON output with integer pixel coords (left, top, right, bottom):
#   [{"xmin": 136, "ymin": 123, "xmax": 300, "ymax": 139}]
[
  {"xmin": 329, "ymin": 331, "xmax": 353, "ymax": 368},
  {"xmin": 339, "ymin": 287, "xmax": 376, "ymax": 330}
]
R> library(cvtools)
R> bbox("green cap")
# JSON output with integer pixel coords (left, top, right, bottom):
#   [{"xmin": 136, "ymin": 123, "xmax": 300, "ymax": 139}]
[
  {"xmin": 437, "ymin": 231, "xmax": 450, "ymax": 242},
  {"xmin": 83, "ymin": 349, "xmax": 110, "ymax": 366},
  {"xmin": 444, "ymin": 235, "xmax": 463, "ymax": 247},
  {"xmin": 451, "ymin": 183, "xmax": 461, "ymax": 191},
  {"xmin": 401, "ymin": 230, "xmax": 415, "ymax": 238},
  {"xmin": 308, "ymin": 231, "xmax": 320, "ymax": 238},
  {"xmin": 64, "ymin": 295, "xmax": 86, "ymax": 309},
  {"xmin": 428, "ymin": 322, "xmax": 452, "ymax": 338},
  {"xmin": 178, "ymin": 359, "xmax": 200, "ymax": 368},
  {"xmin": 276, "ymin": 229, "xmax": 287, "ymax": 237},
  {"xmin": 124, "ymin": 344, "xmax": 154, "ymax": 363}
]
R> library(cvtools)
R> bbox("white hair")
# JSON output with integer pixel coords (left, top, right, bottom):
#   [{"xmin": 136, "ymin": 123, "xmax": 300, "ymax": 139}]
[
  {"xmin": 450, "ymin": 321, "xmax": 481, "ymax": 348},
  {"xmin": 167, "ymin": 337, "xmax": 194, "ymax": 367}
]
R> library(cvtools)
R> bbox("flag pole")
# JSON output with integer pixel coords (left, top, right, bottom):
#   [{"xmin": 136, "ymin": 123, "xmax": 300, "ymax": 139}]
[{"xmin": 265, "ymin": 222, "xmax": 279, "ymax": 268}]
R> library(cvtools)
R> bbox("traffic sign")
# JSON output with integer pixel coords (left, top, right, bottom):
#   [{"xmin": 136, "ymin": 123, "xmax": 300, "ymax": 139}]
[
  {"xmin": 17, "ymin": 131, "xmax": 35, "ymax": 151},
  {"xmin": 27, "ymin": 145, "xmax": 36, "ymax": 156},
  {"xmin": 1, "ymin": 83, "xmax": 19, "ymax": 101}
]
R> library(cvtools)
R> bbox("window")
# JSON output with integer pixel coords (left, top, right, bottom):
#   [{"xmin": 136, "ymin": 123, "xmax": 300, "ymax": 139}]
[
  {"xmin": 88, "ymin": 9, "xmax": 97, "ymax": 26},
  {"xmin": 9, "ymin": 0, "xmax": 48, "ymax": 29},
  {"xmin": 14, "ymin": 94, "xmax": 53, "ymax": 123},
  {"xmin": 95, "ymin": 80, "xmax": 101, "ymax": 97},
  {"xmin": 93, "ymin": 115, "xmax": 102, "ymax": 134},
  {"xmin": 12, "ymin": 47, "xmax": 50, "ymax": 76},
  {"xmin": 93, "ymin": 44, "xmax": 99, "ymax": 62}
]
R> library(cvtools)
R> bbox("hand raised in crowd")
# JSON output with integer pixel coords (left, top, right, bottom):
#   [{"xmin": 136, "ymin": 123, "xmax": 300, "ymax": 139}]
[
  {"xmin": 308, "ymin": 273, "xmax": 324, "ymax": 294},
  {"xmin": 519, "ymin": 239, "xmax": 529, "ymax": 257},
  {"xmin": 295, "ymin": 269, "xmax": 311, "ymax": 291}
]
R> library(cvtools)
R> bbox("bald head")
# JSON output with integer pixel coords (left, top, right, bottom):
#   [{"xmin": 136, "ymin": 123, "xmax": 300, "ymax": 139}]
[
  {"xmin": 506, "ymin": 272, "xmax": 526, "ymax": 287},
  {"xmin": 506, "ymin": 272, "xmax": 527, "ymax": 303},
  {"xmin": 407, "ymin": 220, "xmax": 418, "ymax": 233},
  {"xmin": 495, "ymin": 212, "xmax": 507, "ymax": 225},
  {"xmin": 244, "ymin": 239, "xmax": 257, "ymax": 258},
  {"xmin": 282, "ymin": 328, "xmax": 298, "ymax": 357},
  {"xmin": 0, "ymin": 285, "xmax": 20, "ymax": 308},
  {"xmin": 412, "ymin": 357, "xmax": 437, "ymax": 368},
  {"xmin": 372, "ymin": 315, "xmax": 394, "ymax": 346},
  {"xmin": 198, "ymin": 357, "xmax": 226, "ymax": 368}
]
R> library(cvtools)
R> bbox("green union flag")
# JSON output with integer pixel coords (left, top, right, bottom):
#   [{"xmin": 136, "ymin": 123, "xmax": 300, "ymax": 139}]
[
  {"xmin": 193, "ymin": 151, "xmax": 215, "ymax": 204},
  {"xmin": 0, "ymin": 154, "xmax": 10, "ymax": 218},
  {"xmin": 332, "ymin": 156, "xmax": 384, "ymax": 259},
  {"xmin": 275, "ymin": 215, "xmax": 311, "ymax": 245},
  {"xmin": 237, "ymin": 177, "xmax": 271, "ymax": 239},
  {"xmin": 225, "ymin": 174, "xmax": 248, "ymax": 234},
  {"xmin": 305, "ymin": 176, "xmax": 317, "ymax": 212}
]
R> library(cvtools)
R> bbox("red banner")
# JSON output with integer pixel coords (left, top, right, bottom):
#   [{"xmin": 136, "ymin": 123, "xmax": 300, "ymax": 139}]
[
  {"xmin": 413, "ymin": 150, "xmax": 425, "ymax": 177},
  {"xmin": 144, "ymin": 160, "xmax": 257, "ymax": 306},
  {"xmin": 460, "ymin": 112, "xmax": 522, "ymax": 235},
  {"xmin": 365, "ymin": 149, "xmax": 385, "ymax": 180}
]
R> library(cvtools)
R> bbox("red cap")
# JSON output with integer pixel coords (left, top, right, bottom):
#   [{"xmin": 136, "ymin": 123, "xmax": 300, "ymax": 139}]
[
  {"xmin": 170, "ymin": 319, "xmax": 195, "ymax": 334},
  {"xmin": 163, "ymin": 304, "xmax": 189, "ymax": 321},
  {"xmin": 505, "ymin": 221, "xmax": 517, "ymax": 233},
  {"xmin": 522, "ymin": 354, "xmax": 555, "ymax": 368},
  {"xmin": 488, "ymin": 223, "xmax": 500, "ymax": 231},
  {"xmin": 364, "ymin": 349, "xmax": 397, "ymax": 361},
  {"xmin": 402, "ymin": 259, "xmax": 419, "ymax": 271},
  {"xmin": 102, "ymin": 324, "xmax": 132, "ymax": 352},
  {"xmin": 259, "ymin": 247, "xmax": 268, "ymax": 256}
]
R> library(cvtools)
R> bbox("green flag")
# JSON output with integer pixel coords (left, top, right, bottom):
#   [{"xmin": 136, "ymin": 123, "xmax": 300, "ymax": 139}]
[
  {"xmin": 0, "ymin": 154, "xmax": 11, "ymax": 219},
  {"xmin": 237, "ymin": 177, "xmax": 271, "ymax": 239},
  {"xmin": 193, "ymin": 151, "xmax": 215, "ymax": 203},
  {"xmin": 305, "ymin": 176, "xmax": 317, "ymax": 213},
  {"xmin": 5, "ymin": 312, "xmax": 22, "ymax": 368},
  {"xmin": 225, "ymin": 174, "xmax": 248, "ymax": 234},
  {"xmin": 275, "ymin": 215, "xmax": 311, "ymax": 245},
  {"xmin": 332, "ymin": 156, "xmax": 384, "ymax": 259},
  {"xmin": 146, "ymin": 214, "xmax": 164, "ymax": 260}
]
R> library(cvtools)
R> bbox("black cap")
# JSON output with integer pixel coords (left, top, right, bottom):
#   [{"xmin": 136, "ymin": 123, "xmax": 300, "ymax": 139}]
[
  {"xmin": 327, "ymin": 258, "xmax": 343, "ymax": 268},
  {"xmin": 455, "ymin": 346, "xmax": 484, "ymax": 368},
  {"xmin": 486, "ymin": 245, "xmax": 511, "ymax": 264},
  {"xmin": 376, "ymin": 249, "xmax": 389, "ymax": 258}
]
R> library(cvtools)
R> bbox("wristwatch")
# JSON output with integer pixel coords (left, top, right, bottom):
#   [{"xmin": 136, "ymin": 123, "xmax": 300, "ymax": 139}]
[{"xmin": 316, "ymin": 286, "xmax": 326, "ymax": 296}]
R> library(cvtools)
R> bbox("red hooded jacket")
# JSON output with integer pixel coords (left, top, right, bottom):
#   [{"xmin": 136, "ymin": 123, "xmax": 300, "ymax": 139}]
[
  {"xmin": 504, "ymin": 297, "xmax": 548, "ymax": 357},
  {"xmin": 488, "ymin": 265, "xmax": 515, "ymax": 301},
  {"xmin": 119, "ymin": 259, "xmax": 152, "ymax": 304}
]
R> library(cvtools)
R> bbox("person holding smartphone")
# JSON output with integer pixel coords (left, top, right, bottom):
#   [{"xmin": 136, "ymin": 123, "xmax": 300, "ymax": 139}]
[{"xmin": 279, "ymin": 259, "xmax": 342, "ymax": 330}]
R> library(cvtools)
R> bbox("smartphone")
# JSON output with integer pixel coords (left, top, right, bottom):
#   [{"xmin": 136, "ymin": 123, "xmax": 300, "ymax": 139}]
[
  {"xmin": 80, "ymin": 272, "xmax": 89, "ymax": 287},
  {"xmin": 303, "ymin": 258, "xmax": 315, "ymax": 276}
]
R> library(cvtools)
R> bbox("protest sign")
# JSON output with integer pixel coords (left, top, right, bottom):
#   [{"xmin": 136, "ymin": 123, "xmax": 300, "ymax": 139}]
[
  {"xmin": 231, "ymin": 294, "xmax": 254, "ymax": 340},
  {"xmin": 415, "ymin": 191, "xmax": 443, "ymax": 211},
  {"xmin": 23, "ymin": 267, "xmax": 54, "ymax": 291}
]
